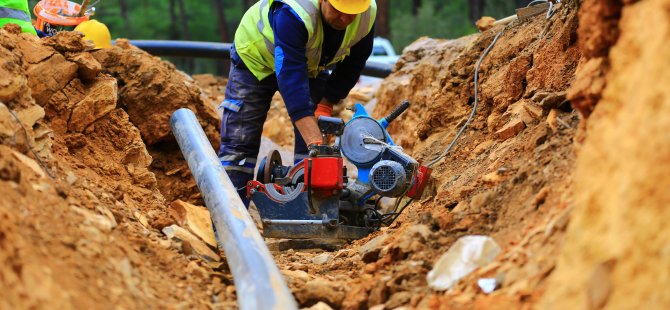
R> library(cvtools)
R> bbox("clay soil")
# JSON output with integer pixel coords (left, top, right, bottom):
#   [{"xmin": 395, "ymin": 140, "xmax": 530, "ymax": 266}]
[{"xmin": 1, "ymin": 0, "xmax": 669, "ymax": 308}]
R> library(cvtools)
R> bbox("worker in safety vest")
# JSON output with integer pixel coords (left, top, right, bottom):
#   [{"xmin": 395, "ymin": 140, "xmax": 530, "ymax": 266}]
[
  {"xmin": 0, "ymin": 0, "xmax": 36, "ymax": 35},
  {"xmin": 219, "ymin": 0, "xmax": 376, "ymax": 205}
]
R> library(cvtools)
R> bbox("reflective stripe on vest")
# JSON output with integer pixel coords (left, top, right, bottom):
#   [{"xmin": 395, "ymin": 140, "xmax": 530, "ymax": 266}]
[
  {"xmin": 234, "ymin": 0, "xmax": 376, "ymax": 80},
  {"xmin": 0, "ymin": 7, "xmax": 29, "ymax": 21}
]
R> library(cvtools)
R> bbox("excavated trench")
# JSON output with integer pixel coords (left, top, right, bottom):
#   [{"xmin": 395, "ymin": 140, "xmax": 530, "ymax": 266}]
[{"xmin": 1, "ymin": 0, "xmax": 669, "ymax": 308}]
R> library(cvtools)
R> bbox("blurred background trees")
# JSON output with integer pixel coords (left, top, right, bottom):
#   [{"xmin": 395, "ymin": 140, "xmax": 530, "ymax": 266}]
[{"xmin": 27, "ymin": 0, "xmax": 534, "ymax": 74}]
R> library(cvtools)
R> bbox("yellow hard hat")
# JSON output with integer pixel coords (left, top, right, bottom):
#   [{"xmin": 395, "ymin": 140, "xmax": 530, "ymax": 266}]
[
  {"xmin": 328, "ymin": 0, "xmax": 371, "ymax": 14},
  {"xmin": 74, "ymin": 20, "xmax": 112, "ymax": 49}
]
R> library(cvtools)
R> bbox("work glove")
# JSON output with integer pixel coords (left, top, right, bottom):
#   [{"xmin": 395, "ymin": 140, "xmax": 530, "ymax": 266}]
[{"xmin": 314, "ymin": 103, "xmax": 333, "ymax": 119}]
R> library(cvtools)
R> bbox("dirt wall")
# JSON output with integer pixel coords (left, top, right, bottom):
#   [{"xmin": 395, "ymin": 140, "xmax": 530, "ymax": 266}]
[{"xmin": 543, "ymin": 0, "xmax": 670, "ymax": 308}]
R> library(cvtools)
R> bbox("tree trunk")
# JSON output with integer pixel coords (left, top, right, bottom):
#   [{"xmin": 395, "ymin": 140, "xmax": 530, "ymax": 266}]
[
  {"xmin": 176, "ymin": 0, "xmax": 191, "ymax": 40},
  {"xmin": 376, "ymin": 0, "xmax": 390, "ymax": 38},
  {"xmin": 176, "ymin": 0, "xmax": 194, "ymax": 72},
  {"xmin": 118, "ymin": 0, "xmax": 131, "ymax": 34},
  {"xmin": 468, "ymin": 0, "xmax": 485, "ymax": 23},
  {"xmin": 168, "ymin": 0, "xmax": 179, "ymax": 40},
  {"xmin": 213, "ymin": 0, "xmax": 230, "ymax": 42},
  {"xmin": 412, "ymin": 0, "xmax": 422, "ymax": 15},
  {"xmin": 214, "ymin": 0, "xmax": 231, "ymax": 76}
]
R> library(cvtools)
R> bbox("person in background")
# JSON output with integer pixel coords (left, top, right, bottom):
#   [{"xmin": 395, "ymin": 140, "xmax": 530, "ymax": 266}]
[
  {"xmin": 219, "ymin": 0, "xmax": 376, "ymax": 206},
  {"xmin": 0, "ymin": 0, "xmax": 37, "ymax": 35}
]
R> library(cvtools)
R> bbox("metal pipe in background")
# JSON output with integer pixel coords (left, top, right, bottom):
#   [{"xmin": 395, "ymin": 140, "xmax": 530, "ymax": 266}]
[
  {"xmin": 170, "ymin": 108, "xmax": 298, "ymax": 310},
  {"xmin": 128, "ymin": 40, "xmax": 232, "ymax": 59},
  {"xmin": 127, "ymin": 40, "xmax": 394, "ymax": 78}
]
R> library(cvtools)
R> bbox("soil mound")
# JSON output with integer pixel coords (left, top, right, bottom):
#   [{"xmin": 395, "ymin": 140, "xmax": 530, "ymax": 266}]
[{"xmin": 1, "ymin": 0, "xmax": 669, "ymax": 308}]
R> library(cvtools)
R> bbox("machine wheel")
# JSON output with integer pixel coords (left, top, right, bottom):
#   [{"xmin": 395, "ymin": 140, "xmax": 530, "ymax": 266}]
[{"xmin": 261, "ymin": 150, "xmax": 282, "ymax": 184}]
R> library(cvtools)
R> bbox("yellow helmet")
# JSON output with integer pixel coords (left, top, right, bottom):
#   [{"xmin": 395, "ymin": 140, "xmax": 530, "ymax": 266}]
[
  {"xmin": 328, "ymin": 0, "xmax": 371, "ymax": 14},
  {"xmin": 74, "ymin": 20, "xmax": 112, "ymax": 49}
]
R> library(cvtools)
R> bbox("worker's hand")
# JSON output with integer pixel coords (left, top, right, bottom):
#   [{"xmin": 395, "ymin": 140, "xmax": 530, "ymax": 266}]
[
  {"xmin": 314, "ymin": 101, "xmax": 334, "ymax": 119},
  {"xmin": 294, "ymin": 116, "xmax": 323, "ymax": 147}
]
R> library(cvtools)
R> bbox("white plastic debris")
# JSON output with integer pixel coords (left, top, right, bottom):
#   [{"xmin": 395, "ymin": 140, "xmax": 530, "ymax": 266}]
[
  {"xmin": 427, "ymin": 235, "xmax": 501, "ymax": 290},
  {"xmin": 477, "ymin": 278, "xmax": 499, "ymax": 294}
]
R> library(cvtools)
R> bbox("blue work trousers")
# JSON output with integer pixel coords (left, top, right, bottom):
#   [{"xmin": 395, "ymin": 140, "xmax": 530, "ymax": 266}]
[{"xmin": 218, "ymin": 48, "xmax": 327, "ymax": 206}]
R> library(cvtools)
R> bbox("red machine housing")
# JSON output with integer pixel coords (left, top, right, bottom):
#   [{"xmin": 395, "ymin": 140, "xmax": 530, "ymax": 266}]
[
  {"xmin": 302, "ymin": 157, "xmax": 344, "ymax": 194},
  {"xmin": 407, "ymin": 165, "xmax": 432, "ymax": 199}
]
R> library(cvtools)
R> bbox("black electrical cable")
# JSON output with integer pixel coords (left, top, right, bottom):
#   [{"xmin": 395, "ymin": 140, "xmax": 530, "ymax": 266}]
[{"xmin": 426, "ymin": 29, "xmax": 505, "ymax": 168}]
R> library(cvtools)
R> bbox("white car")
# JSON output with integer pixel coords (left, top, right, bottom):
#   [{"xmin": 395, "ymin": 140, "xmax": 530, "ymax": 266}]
[{"xmin": 368, "ymin": 37, "xmax": 399, "ymax": 65}]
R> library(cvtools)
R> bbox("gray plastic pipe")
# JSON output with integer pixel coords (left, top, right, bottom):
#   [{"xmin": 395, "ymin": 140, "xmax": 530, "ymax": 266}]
[
  {"xmin": 126, "ymin": 40, "xmax": 394, "ymax": 78},
  {"xmin": 170, "ymin": 108, "xmax": 298, "ymax": 310}
]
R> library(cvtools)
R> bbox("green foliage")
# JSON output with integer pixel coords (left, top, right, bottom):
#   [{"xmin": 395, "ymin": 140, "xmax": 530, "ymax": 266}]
[
  {"xmin": 389, "ymin": 0, "xmax": 476, "ymax": 52},
  {"xmin": 483, "ymin": 0, "xmax": 518, "ymax": 19}
]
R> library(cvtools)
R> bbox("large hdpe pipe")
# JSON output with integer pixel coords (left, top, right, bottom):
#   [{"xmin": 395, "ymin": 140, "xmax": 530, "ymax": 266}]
[
  {"xmin": 127, "ymin": 40, "xmax": 394, "ymax": 78},
  {"xmin": 170, "ymin": 108, "xmax": 298, "ymax": 310}
]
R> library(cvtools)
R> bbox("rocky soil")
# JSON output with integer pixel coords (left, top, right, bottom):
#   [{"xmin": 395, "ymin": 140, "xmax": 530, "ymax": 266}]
[{"xmin": 0, "ymin": 0, "xmax": 669, "ymax": 309}]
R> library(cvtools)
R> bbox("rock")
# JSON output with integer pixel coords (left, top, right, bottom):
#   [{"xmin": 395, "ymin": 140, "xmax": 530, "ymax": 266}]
[
  {"xmin": 15, "ymin": 105, "xmax": 45, "ymax": 128},
  {"xmin": 532, "ymin": 91, "xmax": 567, "ymax": 110},
  {"xmin": 432, "ymin": 210, "xmax": 455, "ymax": 230},
  {"xmin": 427, "ymin": 235, "xmax": 501, "ymax": 290},
  {"xmin": 25, "ymin": 53, "xmax": 78, "ymax": 107},
  {"xmin": 359, "ymin": 234, "xmax": 388, "ymax": 263},
  {"xmin": 186, "ymin": 261, "xmax": 208, "ymax": 278},
  {"xmin": 494, "ymin": 119, "xmax": 526, "ymax": 141},
  {"xmin": 0, "ymin": 148, "xmax": 21, "ymax": 182},
  {"xmin": 15, "ymin": 35, "xmax": 55, "ymax": 64},
  {"xmin": 296, "ymin": 278, "xmax": 345, "ymax": 309},
  {"xmin": 311, "ymin": 253, "xmax": 333, "ymax": 265},
  {"xmin": 395, "ymin": 225, "xmax": 432, "ymax": 254},
  {"xmin": 126, "ymin": 165, "xmax": 157, "ymax": 189},
  {"xmin": 92, "ymin": 43, "xmax": 220, "ymax": 145},
  {"xmin": 452, "ymin": 201, "xmax": 469, "ymax": 213},
  {"xmin": 367, "ymin": 279, "xmax": 390, "ymax": 307},
  {"xmin": 547, "ymin": 109, "xmax": 559, "ymax": 132},
  {"xmin": 470, "ymin": 191, "xmax": 493, "ymax": 213},
  {"xmin": 587, "ymin": 260, "xmax": 615, "ymax": 309},
  {"xmin": 96, "ymin": 205, "xmax": 118, "ymax": 229},
  {"xmin": 122, "ymin": 144, "xmax": 153, "ymax": 167},
  {"xmin": 533, "ymin": 187, "xmax": 550, "ymax": 206},
  {"xmin": 476, "ymin": 16, "xmax": 496, "ymax": 32},
  {"xmin": 481, "ymin": 171, "xmax": 503, "ymax": 185},
  {"xmin": 567, "ymin": 57, "xmax": 607, "ymax": 117},
  {"xmin": 0, "ymin": 104, "xmax": 16, "ymax": 134},
  {"xmin": 170, "ymin": 200, "xmax": 217, "ymax": 248},
  {"xmin": 473, "ymin": 140, "xmax": 494, "ymax": 155},
  {"xmin": 386, "ymin": 291, "xmax": 412, "ymax": 309},
  {"xmin": 68, "ymin": 76, "xmax": 118, "ymax": 132},
  {"xmin": 544, "ymin": 207, "xmax": 572, "ymax": 238},
  {"xmin": 306, "ymin": 301, "xmax": 334, "ymax": 310},
  {"xmin": 66, "ymin": 171, "xmax": 78, "ymax": 185},
  {"xmin": 408, "ymin": 224, "xmax": 432, "ymax": 240},
  {"xmin": 11, "ymin": 150, "xmax": 45, "ymax": 178},
  {"xmin": 520, "ymin": 100, "xmax": 544, "ymax": 120},
  {"xmin": 133, "ymin": 211, "xmax": 150, "ymax": 228},
  {"xmin": 65, "ymin": 52, "xmax": 101, "ymax": 81},
  {"xmin": 43, "ymin": 31, "xmax": 93, "ymax": 53},
  {"xmin": 162, "ymin": 225, "xmax": 220, "ymax": 262},
  {"xmin": 528, "ymin": 125, "xmax": 550, "ymax": 148},
  {"xmin": 72, "ymin": 206, "xmax": 114, "ymax": 233},
  {"xmin": 281, "ymin": 269, "xmax": 310, "ymax": 285}
]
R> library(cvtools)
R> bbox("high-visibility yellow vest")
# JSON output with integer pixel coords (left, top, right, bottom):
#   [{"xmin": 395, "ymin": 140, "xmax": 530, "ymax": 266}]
[
  {"xmin": 234, "ymin": 0, "xmax": 376, "ymax": 80},
  {"xmin": 0, "ymin": 0, "xmax": 37, "ymax": 35}
]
